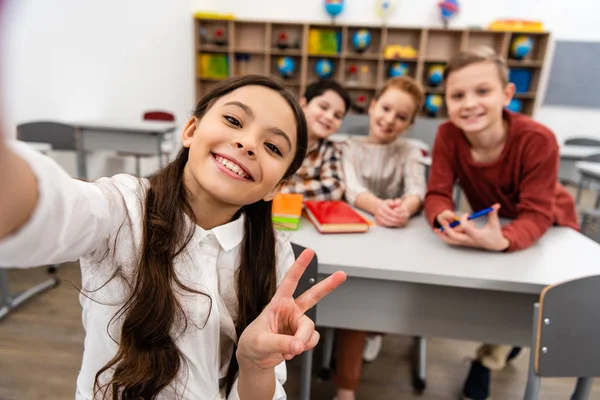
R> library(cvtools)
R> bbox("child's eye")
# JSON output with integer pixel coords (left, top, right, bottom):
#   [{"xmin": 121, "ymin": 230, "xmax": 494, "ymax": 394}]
[
  {"xmin": 383, "ymin": 106, "xmax": 390, "ymax": 112},
  {"xmin": 334, "ymin": 113, "xmax": 343, "ymax": 120},
  {"xmin": 319, "ymin": 104, "xmax": 328, "ymax": 111},
  {"xmin": 477, "ymin": 89, "xmax": 489, "ymax": 95},
  {"xmin": 451, "ymin": 93, "xmax": 463, "ymax": 100},
  {"xmin": 397, "ymin": 115, "xmax": 407, "ymax": 121},
  {"xmin": 224, "ymin": 115, "xmax": 242, "ymax": 127},
  {"xmin": 265, "ymin": 143, "xmax": 282, "ymax": 156}
]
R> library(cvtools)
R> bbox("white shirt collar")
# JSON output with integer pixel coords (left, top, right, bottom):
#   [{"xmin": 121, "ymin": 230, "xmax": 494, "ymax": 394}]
[{"xmin": 190, "ymin": 213, "xmax": 245, "ymax": 252}]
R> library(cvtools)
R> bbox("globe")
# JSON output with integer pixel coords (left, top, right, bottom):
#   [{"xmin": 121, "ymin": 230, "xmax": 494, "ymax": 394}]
[
  {"xmin": 389, "ymin": 62, "xmax": 409, "ymax": 78},
  {"xmin": 428, "ymin": 64, "xmax": 445, "ymax": 87},
  {"xmin": 352, "ymin": 29, "xmax": 372, "ymax": 53},
  {"xmin": 506, "ymin": 98, "xmax": 523, "ymax": 113},
  {"xmin": 439, "ymin": 0, "xmax": 459, "ymax": 20},
  {"xmin": 511, "ymin": 35, "xmax": 534, "ymax": 59},
  {"xmin": 424, "ymin": 94, "xmax": 443, "ymax": 116},
  {"xmin": 315, "ymin": 58, "xmax": 334, "ymax": 78},
  {"xmin": 276, "ymin": 57, "xmax": 295, "ymax": 79}
]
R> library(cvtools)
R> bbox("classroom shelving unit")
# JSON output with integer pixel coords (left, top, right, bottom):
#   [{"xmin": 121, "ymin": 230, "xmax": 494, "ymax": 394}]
[{"xmin": 194, "ymin": 17, "xmax": 550, "ymax": 118}]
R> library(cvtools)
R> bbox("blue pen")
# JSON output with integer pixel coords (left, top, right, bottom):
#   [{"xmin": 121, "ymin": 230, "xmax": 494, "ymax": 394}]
[{"xmin": 440, "ymin": 206, "xmax": 495, "ymax": 232}]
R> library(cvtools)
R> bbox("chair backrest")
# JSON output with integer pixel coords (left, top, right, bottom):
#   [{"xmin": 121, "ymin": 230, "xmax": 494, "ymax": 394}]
[
  {"xmin": 534, "ymin": 274, "xmax": 600, "ymax": 377},
  {"xmin": 17, "ymin": 122, "xmax": 77, "ymax": 151},
  {"xmin": 582, "ymin": 154, "xmax": 600, "ymax": 163},
  {"xmin": 565, "ymin": 138, "xmax": 600, "ymax": 147},
  {"xmin": 580, "ymin": 209, "xmax": 600, "ymax": 244},
  {"xmin": 291, "ymin": 243, "xmax": 319, "ymax": 323},
  {"xmin": 143, "ymin": 111, "xmax": 175, "ymax": 122}
]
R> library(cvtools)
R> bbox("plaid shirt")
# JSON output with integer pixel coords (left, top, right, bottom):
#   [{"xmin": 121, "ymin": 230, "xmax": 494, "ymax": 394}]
[{"xmin": 280, "ymin": 139, "xmax": 345, "ymax": 201}]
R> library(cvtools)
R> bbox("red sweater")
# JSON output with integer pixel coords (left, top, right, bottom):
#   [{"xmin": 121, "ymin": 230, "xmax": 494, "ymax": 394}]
[{"xmin": 424, "ymin": 111, "xmax": 579, "ymax": 252}]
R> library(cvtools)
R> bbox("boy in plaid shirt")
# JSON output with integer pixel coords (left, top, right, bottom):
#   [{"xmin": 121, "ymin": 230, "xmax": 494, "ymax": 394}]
[{"xmin": 280, "ymin": 80, "xmax": 351, "ymax": 200}]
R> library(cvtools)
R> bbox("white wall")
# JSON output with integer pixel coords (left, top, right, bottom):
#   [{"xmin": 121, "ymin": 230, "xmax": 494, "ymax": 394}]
[
  {"xmin": 195, "ymin": 0, "xmax": 600, "ymax": 144},
  {"xmin": 2, "ymin": 0, "xmax": 197, "ymax": 178},
  {"xmin": 2, "ymin": 0, "xmax": 599, "ymax": 177}
]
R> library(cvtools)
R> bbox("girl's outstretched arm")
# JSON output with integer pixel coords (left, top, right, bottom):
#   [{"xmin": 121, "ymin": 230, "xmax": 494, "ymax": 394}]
[{"xmin": 0, "ymin": 140, "xmax": 39, "ymax": 240}]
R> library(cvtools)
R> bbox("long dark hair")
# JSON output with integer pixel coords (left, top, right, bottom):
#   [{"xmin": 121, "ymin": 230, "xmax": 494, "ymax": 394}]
[{"xmin": 93, "ymin": 75, "xmax": 307, "ymax": 399}]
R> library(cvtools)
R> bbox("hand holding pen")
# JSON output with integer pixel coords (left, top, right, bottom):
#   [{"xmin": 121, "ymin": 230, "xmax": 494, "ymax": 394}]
[{"xmin": 434, "ymin": 204, "xmax": 511, "ymax": 252}]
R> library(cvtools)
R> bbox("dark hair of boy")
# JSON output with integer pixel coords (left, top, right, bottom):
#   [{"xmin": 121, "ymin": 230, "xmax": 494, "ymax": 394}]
[{"xmin": 303, "ymin": 79, "xmax": 351, "ymax": 114}]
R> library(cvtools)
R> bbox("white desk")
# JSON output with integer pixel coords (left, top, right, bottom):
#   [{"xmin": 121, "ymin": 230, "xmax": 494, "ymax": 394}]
[
  {"xmin": 290, "ymin": 216, "xmax": 600, "ymax": 398},
  {"xmin": 560, "ymin": 145, "xmax": 600, "ymax": 185},
  {"xmin": 290, "ymin": 215, "xmax": 600, "ymax": 351},
  {"xmin": 71, "ymin": 121, "xmax": 176, "ymax": 179}
]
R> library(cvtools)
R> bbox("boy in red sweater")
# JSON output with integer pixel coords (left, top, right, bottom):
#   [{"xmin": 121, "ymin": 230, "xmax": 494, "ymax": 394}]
[{"xmin": 424, "ymin": 47, "xmax": 578, "ymax": 399}]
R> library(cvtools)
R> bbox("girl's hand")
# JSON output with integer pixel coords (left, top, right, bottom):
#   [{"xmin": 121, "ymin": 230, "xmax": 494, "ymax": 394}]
[
  {"xmin": 375, "ymin": 199, "xmax": 405, "ymax": 227},
  {"xmin": 236, "ymin": 249, "xmax": 346, "ymax": 371},
  {"xmin": 434, "ymin": 204, "xmax": 510, "ymax": 252}
]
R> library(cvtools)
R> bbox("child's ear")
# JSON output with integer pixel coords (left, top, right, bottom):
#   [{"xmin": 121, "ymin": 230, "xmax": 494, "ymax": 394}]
[
  {"xmin": 263, "ymin": 181, "xmax": 285, "ymax": 202},
  {"xmin": 503, "ymin": 83, "xmax": 516, "ymax": 107},
  {"xmin": 181, "ymin": 117, "xmax": 199, "ymax": 148},
  {"xmin": 368, "ymin": 98, "xmax": 377, "ymax": 114},
  {"xmin": 299, "ymin": 97, "xmax": 308, "ymax": 108}
]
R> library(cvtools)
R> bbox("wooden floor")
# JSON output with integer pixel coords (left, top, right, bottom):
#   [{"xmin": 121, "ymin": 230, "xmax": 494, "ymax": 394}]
[{"xmin": 1, "ymin": 262, "xmax": 599, "ymax": 400}]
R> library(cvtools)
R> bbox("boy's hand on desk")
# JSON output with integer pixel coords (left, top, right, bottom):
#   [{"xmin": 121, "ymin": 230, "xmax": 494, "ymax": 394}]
[
  {"xmin": 434, "ymin": 204, "xmax": 510, "ymax": 252},
  {"xmin": 237, "ymin": 249, "xmax": 346, "ymax": 372}
]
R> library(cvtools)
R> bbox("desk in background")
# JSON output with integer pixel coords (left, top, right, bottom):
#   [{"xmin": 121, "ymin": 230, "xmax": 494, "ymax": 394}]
[
  {"xmin": 18, "ymin": 121, "xmax": 177, "ymax": 179},
  {"xmin": 560, "ymin": 145, "xmax": 600, "ymax": 185},
  {"xmin": 575, "ymin": 161, "xmax": 600, "ymax": 207},
  {"xmin": 70, "ymin": 121, "xmax": 176, "ymax": 179},
  {"xmin": 290, "ymin": 216, "xmax": 600, "ymax": 396}
]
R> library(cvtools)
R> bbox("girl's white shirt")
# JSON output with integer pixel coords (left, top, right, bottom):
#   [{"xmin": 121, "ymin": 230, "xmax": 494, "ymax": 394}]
[{"xmin": 0, "ymin": 141, "xmax": 294, "ymax": 400}]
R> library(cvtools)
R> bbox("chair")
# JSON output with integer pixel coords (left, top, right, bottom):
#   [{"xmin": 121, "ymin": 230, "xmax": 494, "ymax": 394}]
[
  {"xmin": 144, "ymin": 110, "xmax": 175, "ymax": 166},
  {"xmin": 523, "ymin": 275, "xmax": 600, "ymax": 399},
  {"xmin": 565, "ymin": 138, "xmax": 600, "ymax": 147},
  {"xmin": 291, "ymin": 243, "xmax": 319, "ymax": 400},
  {"xmin": 17, "ymin": 122, "xmax": 77, "ymax": 151},
  {"xmin": 575, "ymin": 154, "xmax": 600, "ymax": 206}
]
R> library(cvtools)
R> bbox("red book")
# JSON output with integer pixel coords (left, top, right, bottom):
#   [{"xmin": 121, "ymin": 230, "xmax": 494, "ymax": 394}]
[{"xmin": 304, "ymin": 201, "xmax": 370, "ymax": 233}]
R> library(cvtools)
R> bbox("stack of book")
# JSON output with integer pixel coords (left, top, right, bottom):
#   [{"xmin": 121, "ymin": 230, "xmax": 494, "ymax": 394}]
[{"xmin": 272, "ymin": 193, "xmax": 304, "ymax": 230}]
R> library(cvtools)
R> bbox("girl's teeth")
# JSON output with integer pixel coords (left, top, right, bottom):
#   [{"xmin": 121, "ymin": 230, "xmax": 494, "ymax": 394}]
[{"xmin": 217, "ymin": 156, "xmax": 249, "ymax": 178}]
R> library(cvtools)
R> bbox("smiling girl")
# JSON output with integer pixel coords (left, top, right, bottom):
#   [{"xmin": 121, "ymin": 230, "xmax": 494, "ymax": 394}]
[{"xmin": 0, "ymin": 75, "xmax": 346, "ymax": 400}]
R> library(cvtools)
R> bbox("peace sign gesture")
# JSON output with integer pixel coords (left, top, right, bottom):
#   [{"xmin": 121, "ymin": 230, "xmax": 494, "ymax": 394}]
[{"xmin": 236, "ymin": 249, "xmax": 347, "ymax": 371}]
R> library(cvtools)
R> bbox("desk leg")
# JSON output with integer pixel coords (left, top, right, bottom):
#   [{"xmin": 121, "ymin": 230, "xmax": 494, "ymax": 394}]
[
  {"xmin": 571, "ymin": 378, "xmax": 593, "ymax": 400},
  {"xmin": 75, "ymin": 129, "xmax": 88, "ymax": 180},
  {"xmin": 157, "ymin": 133, "xmax": 164, "ymax": 169},
  {"xmin": 523, "ymin": 304, "xmax": 541, "ymax": 400},
  {"xmin": 0, "ymin": 267, "xmax": 60, "ymax": 322},
  {"xmin": 317, "ymin": 327, "xmax": 335, "ymax": 380},
  {"xmin": 0, "ymin": 269, "xmax": 11, "ymax": 320},
  {"xmin": 412, "ymin": 336, "xmax": 427, "ymax": 391},
  {"xmin": 299, "ymin": 348, "xmax": 313, "ymax": 400}
]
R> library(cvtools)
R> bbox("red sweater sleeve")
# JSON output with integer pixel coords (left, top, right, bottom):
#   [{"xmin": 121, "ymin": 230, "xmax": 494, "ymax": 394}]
[
  {"xmin": 501, "ymin": 133, "xmax": 558, "ymax": 251},
  {"xmin": 424, "ymin": 125, "xmax": 456, "ymax": 227}
]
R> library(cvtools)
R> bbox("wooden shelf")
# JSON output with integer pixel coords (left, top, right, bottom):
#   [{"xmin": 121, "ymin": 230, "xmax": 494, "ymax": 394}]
[
  {"xmin": 197, "ymin": 77, "xmax": 227, "ymax": 82},
  {"xmin": 198, "ymin": 45, "xmax": 230, "ymax": 53},
  {"xmin": 514, "ymin": 92, "xmax": 537, "ymax": 99},
  {"xmin": 343, "ymin": 53, "xmax": 380, "ymax": 60},
  {"xmin": 346, "ymin": 83, "xmax": 378, "ymax": 90},
  {"xmin": 424, "ymin": 86, "xmax": 445, "ymax": 94},
  {"xmin": 194, "ymin": 18, "xmax": 551, "ymax": 117},
  {"xmin": 234, "ymin": 48, "xmax": 267, "ymax": 55},
  {"xmin": 270, "ymin": 49, "xmax": 303, "ymax": 56},
  {"xmin": 507, "ymin": 60, "xmax": 544, "ymax": 67}
]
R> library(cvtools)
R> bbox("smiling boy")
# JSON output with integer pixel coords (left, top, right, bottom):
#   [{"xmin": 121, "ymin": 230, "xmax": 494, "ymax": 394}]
[
  {"xmin": 280, "ymin": 79, "xmax": 351, "ymax": 200},
  {"xmin": 424, "ymin": 46, "xmax": 578, "ymax": 400}
]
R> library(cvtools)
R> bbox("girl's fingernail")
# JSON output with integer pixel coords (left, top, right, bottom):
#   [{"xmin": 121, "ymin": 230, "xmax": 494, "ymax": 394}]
[{"xmin": 293, "ymin": 341, "xmax": 303, "ymax": 354}]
